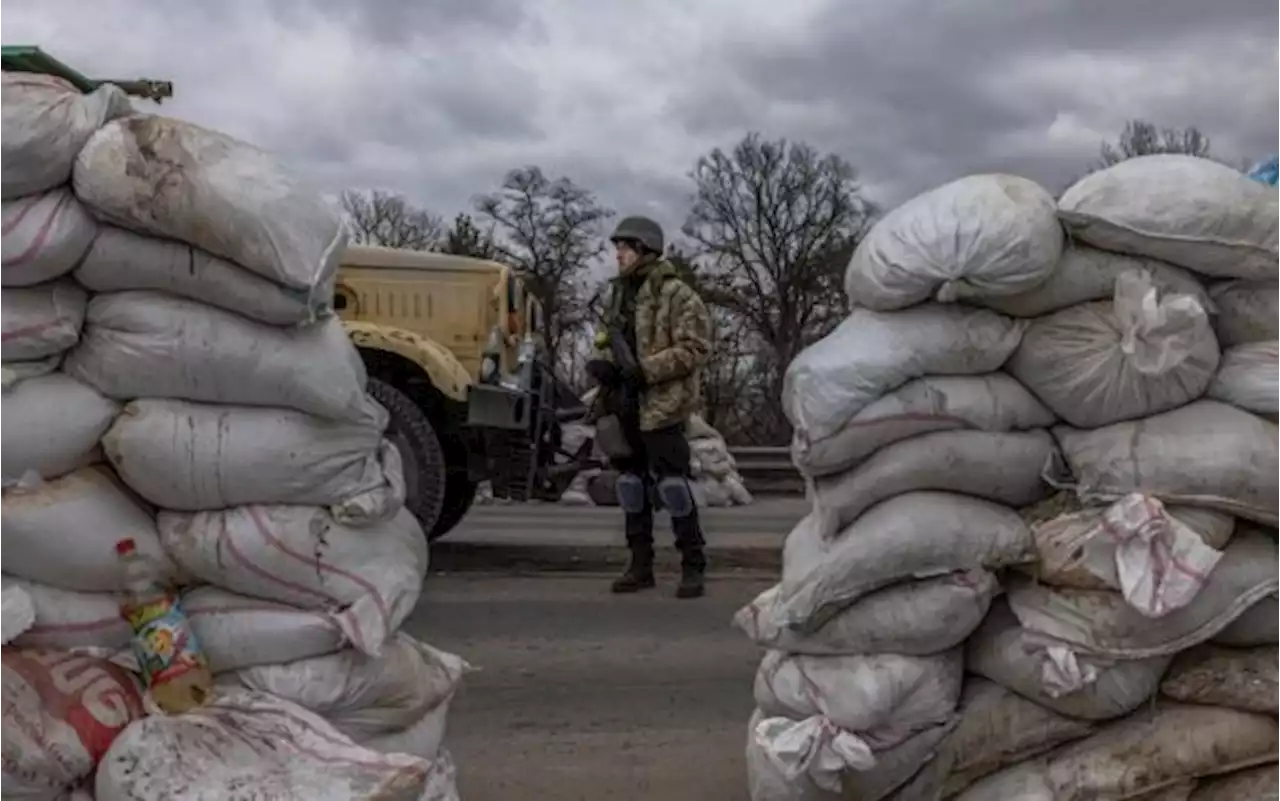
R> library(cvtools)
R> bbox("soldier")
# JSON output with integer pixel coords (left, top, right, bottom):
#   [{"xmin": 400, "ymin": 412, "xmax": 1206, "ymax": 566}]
[{"xmin": 586, "ymin": 215, "xmax": 713, "ymax": 599}]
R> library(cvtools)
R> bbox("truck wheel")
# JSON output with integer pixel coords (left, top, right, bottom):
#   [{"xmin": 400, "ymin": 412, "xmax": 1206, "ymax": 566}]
[
  {"xmin": 430, "ymin": 471, "xmax": 477, "ymax": 540},
  {"xmin": 366, "ymin": 377, "xmax": 447, "ymax": 536}
]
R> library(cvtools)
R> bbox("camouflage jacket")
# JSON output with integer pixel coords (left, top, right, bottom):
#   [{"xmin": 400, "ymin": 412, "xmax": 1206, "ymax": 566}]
[{"xmin": 594, "ymin": 260, "xmax": 711, "ymax": 431}]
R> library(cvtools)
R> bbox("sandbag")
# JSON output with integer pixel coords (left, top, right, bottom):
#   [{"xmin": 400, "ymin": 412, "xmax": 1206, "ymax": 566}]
[
  {"xmin": 935, "ymin": 679, "xmax": 1097, "ymax": 798},
  {"xmin": 976, "ymin": 246, "xmax": 1212, "ymax": 318},
  {"xmin": 1209, "ymin": 279, "xmax": 1278, "ymax": 347},
  {"xmin": 73, "ymin": 115, "xmax": 345, "ymax": 302},
  {"xmin": 810, "ymin": 429, "xmax": 1054, "ymax": 533},
  {"xmin": 1160, "ymin": 644, "xmax": 1278, "ymax": 714},
  {"xmin": 844, "ymin": 174, "xmax": 1063, "ymax": 310},
  {"xmin": 182, "ymin": 587, "xmax": 348, "ymax": 672},
  {"xmin": 102, "ymin": 399, "xmax": 401, "ymax": 523},
  {"xmin": 736, "ymin": 571, "xmax": 997, "ymax": 656},
  {"xmin": 1, "ymin": 356, "xmax": 60, "ymax": 390},
  {"xmin": 966, "ymin": 602, "xmax": 1170, "ymax": 721},
  {"xmin": 1212, "ymin": 594, "xmax": 1278, "ymax": 646},
  {"xmin": 158, "ymin": 506, "xmax": 426, "ymax": 657},
  {"xmin": 1007, "ymin": 531, "xmax": 1278, "ymax": 660},
  {"xmin": 1058, "ymin": 154, "xmax": 1279, "ymax": 280},
  {"xmin": 1009, "ymin": 271, "xmax": 1220, "ymax": 428},
  {"xmin": 1, "ymin": 72, "xmax": 131, "ymax": 199},
  {"xmin": 74, "ymin": 226, "xmax": 325, "ymax": 325},
  {"xmin": 225, "ymin": 634, "xmax": 468, "ymax": 745},
  {"xmin": 1, "ymin": 466, "xmax": 173, "ymax": 592},
  {"xmin": 1189, "ymin": 764, "xmax": 1279, "ymax": 801},
  {"xmin": 2, "ymin": 372, "xmax": 117, "ymax": 485},
  {"xmin": 783, "ymin": 304, "xmax": 1025, "ymax": 445},
  {"xmin": 363, "ymin": 703, "xmax": 455, "ymax": 762},
  {"xmin": 65, "ymin": 292, "xmax": 372, "ymax": 422},
  {"xmin": 953, "ymin": 702, "xmax": 1279, "ymax": 801},
  {"xmin": 755, "ymin": 649, "xmax": 962, "ymax": 751},
  {"xmin": 1207, "ymin": 340, "xmax": 1278, "ymax": 415},
  {"xmin": 3, "ymin": 649, "xmax": 145, "ymax": 801},
  {"xmin": 1053, "ymin": 400, "xmax": 1279, "ymax": 525},
  {"xmin": 4, "ymin": 578, "xmax": 130, "ymax": 651},
  {"xmin": 93, "ymin": 689, "xmax": 447, "ymax": 801},
  {"xmin": 1, "ymin": 279, "xmax": 87, "ymax": 361},
  {"xmin": 2, "ymin": 188, "xmax": 98, "ymax": 286},
  {"xmin": 774, "ymin": 492, "xmax": 1032, "ymax": 631},
  {"xmin": 1021, "ymin": 492, "xmax": 1234, "ymax": 592},
  {"xmin": 1, "ymin": 578, "xmax": 35, "ymax": 645},
  {"xmin": 792, "ymin": 373, "xmax": 1055, "ymax": 478}
]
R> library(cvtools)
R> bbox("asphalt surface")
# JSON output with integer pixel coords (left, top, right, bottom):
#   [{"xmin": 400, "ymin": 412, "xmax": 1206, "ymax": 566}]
[{"xmin": 402, "ymin": 572, "xmax": 777, "ymax": 801}]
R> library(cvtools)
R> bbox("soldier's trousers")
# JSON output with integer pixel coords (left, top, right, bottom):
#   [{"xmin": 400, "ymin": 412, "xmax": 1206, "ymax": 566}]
[{"xmin": 612, "ymin": 423, "xmax": 707, "ymax": 569}]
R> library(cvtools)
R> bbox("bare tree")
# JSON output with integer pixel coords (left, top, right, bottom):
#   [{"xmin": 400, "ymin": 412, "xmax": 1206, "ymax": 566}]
[
  {"xmin": 1098, "ymin": 119, "xmax": 1212, "ymax": 168},
  {"xmin": 341, "ymin": 189, "xmax": 444, "ymax": 250},
  {"xmin": 681, "ymin": 133, "xmax": 875, "ymax": 443},
  {"xmin": 476, "ymin": 166, "xmax": 614, "ymax": 360},
  {"xmin": 440, "ymin": 213, "xmax": 500, "ymax": 260}
]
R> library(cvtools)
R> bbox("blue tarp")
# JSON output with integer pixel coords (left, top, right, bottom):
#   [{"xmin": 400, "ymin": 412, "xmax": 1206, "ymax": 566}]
[{"xmin": 1245, "ymin": 155, "xmax": 1278, "ymax": 187}]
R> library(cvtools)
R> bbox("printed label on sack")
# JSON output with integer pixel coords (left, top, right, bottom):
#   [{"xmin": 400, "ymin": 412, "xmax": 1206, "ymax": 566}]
[{"xmin": 123, "ymin": 597, "xmax": 209, "ymax": 688}]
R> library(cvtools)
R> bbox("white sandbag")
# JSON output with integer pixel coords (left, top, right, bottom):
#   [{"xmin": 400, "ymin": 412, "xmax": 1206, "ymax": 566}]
[
  {"xmin": 953, "ymin": 702, "xmax": 1280, "ymax": 801},
  {"xmin": 1009, "ymin": 270, "xmax": 1220, "ymax": 428},
  {"xmin": 755, "ymin": 649, "xmax": 962, "ymax": 752},
  {"xmin": 1212, "ymin": 594, "xmax": 1278, "ymax": 646},
  {"xmin": 783, "ymin": 304, "xmax": 1025, "ymax": 445},
  {"xmin": 1, "ymin": 279, "xmax": 87, "ymax": 361},
  {"xmin": 74, "ymin": 226, "xmax": 326, "ymax": 325},
  {"xmin": 158, "ymin": 505, "xmax": 426, "ymax": 657},
  {"xmin": 748, "ymin": 710, "xmax": 955, "ymax": 801},
  {"xmin": 966, "ymin": 602, "xmax": 1170, "ymax": 721},
  {"xmin": 102, "ymin": 399, "xmax": 401, "ymax": 523},
  {"xmin": 1, "ymin": 466, "xmax": 173, "ymax": 593},
  {"xmin": 1021, "ymin": 492, "xmax": 1234, "ymax": 592},
  {"xmin": 935, "ymin": 679, "xmax": 1097, "ymax": 798},
  {"xmin": 182, "ymin": 587, "xmax": 347, "ymax": 672},
  {"xmin": 2, "ymin": 188, "xmax": 98, "ymax": 287},
  {"xmin": 1053, "ymin": 400, "xmax": 1279, "ymax": 526},
  {"xmin": 1029, "ymin": 494, "xmax": 1230, "ymax": 617},
  {"xmin": 793, "ymin": 373, "xmax": 1055, "ymax": 478},
  {"xmin": 774, "ymin": 492, "xmax": 1032, "ymax": 631},
  {"xmin": 65, "ymin": 292, "xmax": 372, "ymax": 422},
  {"xmin": 810, "ymin": 429, "xmax": 1054, "ymax": 534},
  {"xmin": 73, "ymin": 115, "xmax": 345, "ymax": 302},
  {"xmin": 0, "ymin": 579, "xmax": 35, "ymax": 645},
  {"xmin": 1207, "ymin": 340, "xmax": 1278, "ymax": 415},
  {"xmin": 844, "ymin": 174, "xmax": 1063, "ymax": 310},
  {"xmin": 363, "ymin": 705, "xmax": 454, "ymax": 762},
  {"xmin": 1, "ymin": 73, "xmax": 131, "ymax": 200},
  {"xmin": 4, "ymin": 578, "xmax": 130, "ymax": 651},
  {"xmin": 687, "ymin": 413, "xmax": 721, "ymax": 440},
  {"xmin": 3, "ymin": 648, "xmax": 145, "ymax": 801},
  {"xmin": 736, "ymin": 571, "xmax": 997, "ymax": 656},
  {"xmin": 2, "ymin": 373, "xmax": 117, "ymax": 485},
  {"xmin": 93, "ymin": 689, "xmax": 446, "ymax": 801},
  {"xmin": 1, "ymin": 356, "xmax": 60, "ymax": 390},
  {"xmin": 699, "ymin": 476, "xmax": 732, "ymax": 507},
  {"xmin": 1160, "ymin": 644, "xmax": 1278, "ymax": 715},
  {"xmin": 1189, "ymin": 764, "xmax": 1279, "ymax": 801},
  {"xmin": 1209, "ymin": 279, "xmax": 1278, "ymax": 347},
  {"xmin": 225, "ymin": 634, "xmax": 468, "ymax": 746},
  {"xmin": 725, "ymin": 475, "xmax": 755, "ymax": 505},
  {"xmin": 976, "ymin": 245, "xmax": 1213, "ymax": 318},
  {"xmin": 1058, "ymin": 154, "xmax": 1279, "ymax": 280},
  {"xmin": 1007, "ymin": 530, "xmax": 1278, "ymax": 660}
]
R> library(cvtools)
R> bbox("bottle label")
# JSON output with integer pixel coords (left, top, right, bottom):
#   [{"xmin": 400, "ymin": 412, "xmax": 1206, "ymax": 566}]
[{"xmin": 123, "ymin": 596, "xmax": 208, "ymax": 688}]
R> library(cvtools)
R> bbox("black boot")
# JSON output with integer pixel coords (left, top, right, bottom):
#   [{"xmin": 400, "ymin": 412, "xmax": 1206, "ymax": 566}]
[
  {"xmin": 611, "ymin": 547, "xmax": 655, "ymax": 593},
  {"xmin": 672, "ymin": 508, "xmax": 708, "ymax": 599},
  {"xmin": 676, "ymin": 556, "xmax": 706, "ymax": 599}
]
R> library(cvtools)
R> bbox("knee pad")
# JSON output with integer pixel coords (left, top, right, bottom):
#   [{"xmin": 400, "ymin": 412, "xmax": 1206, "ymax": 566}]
[
  {"xmin": 656, "ymin": 477, "xmax": 695, "ymax": 518},
  {"xmin": 615, "ymin": 473, "xmax": 648, "ymax": 514}
]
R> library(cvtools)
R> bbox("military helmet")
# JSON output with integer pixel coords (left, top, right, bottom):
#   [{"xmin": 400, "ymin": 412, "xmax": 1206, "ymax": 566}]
[{"xmin": 610, "ymin": 216, "xmax": 664, "ymax": 255}]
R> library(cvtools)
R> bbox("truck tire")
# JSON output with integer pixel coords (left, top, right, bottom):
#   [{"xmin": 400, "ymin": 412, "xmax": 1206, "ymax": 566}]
[
  {"xmin": 430, "ymin": 471, "xmax": 477, "ymax": 540},
  {"xmin": 366, "ymin": 377, "xmax": 447, "ymax": 536}
]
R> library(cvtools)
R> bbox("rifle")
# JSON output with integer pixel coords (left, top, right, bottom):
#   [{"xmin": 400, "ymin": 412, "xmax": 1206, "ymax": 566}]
[{"xmin": 590, "ymin": 316, "xmax": 644, "ymax": 459}]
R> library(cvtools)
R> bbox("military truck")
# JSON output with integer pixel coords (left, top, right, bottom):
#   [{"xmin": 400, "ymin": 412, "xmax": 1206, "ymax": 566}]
[{"xmin": 2, "ymin": 45, "xmax": 595, "ymax": 541}]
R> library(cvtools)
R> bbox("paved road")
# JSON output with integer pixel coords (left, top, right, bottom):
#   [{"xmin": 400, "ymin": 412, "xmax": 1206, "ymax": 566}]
[{"xmin": 402, "ymin": 573, "xmax": 775, "ymax": 801}]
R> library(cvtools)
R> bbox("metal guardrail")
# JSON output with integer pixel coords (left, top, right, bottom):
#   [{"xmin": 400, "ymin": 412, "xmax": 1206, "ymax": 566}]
[{"xmin": 729, "ymin": 446, "xmax": 804, "ymax": 495}]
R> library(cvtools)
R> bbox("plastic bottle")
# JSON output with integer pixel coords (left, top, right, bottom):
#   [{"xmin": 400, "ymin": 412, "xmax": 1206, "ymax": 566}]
[{"xmin": 115, "ymin": 538, "xmax": 212, "ymax": 714}]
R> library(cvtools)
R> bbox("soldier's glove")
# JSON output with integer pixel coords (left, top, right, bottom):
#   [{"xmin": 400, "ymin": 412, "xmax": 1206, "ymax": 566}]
[{"xmin": 586, "ymin": 359, "xmax": 621, "ymax": 387}]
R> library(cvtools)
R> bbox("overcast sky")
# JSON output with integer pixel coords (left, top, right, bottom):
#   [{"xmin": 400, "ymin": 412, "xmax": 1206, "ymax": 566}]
[{"xmin": 6, "ymin": 0, "xmax": 1277, "ymax": 243}]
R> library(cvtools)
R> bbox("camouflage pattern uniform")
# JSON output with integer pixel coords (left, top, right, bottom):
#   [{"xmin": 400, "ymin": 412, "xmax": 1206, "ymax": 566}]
[{"xmin": 591, "ymin": 216, "xmax": 713, "ymax": 598}]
